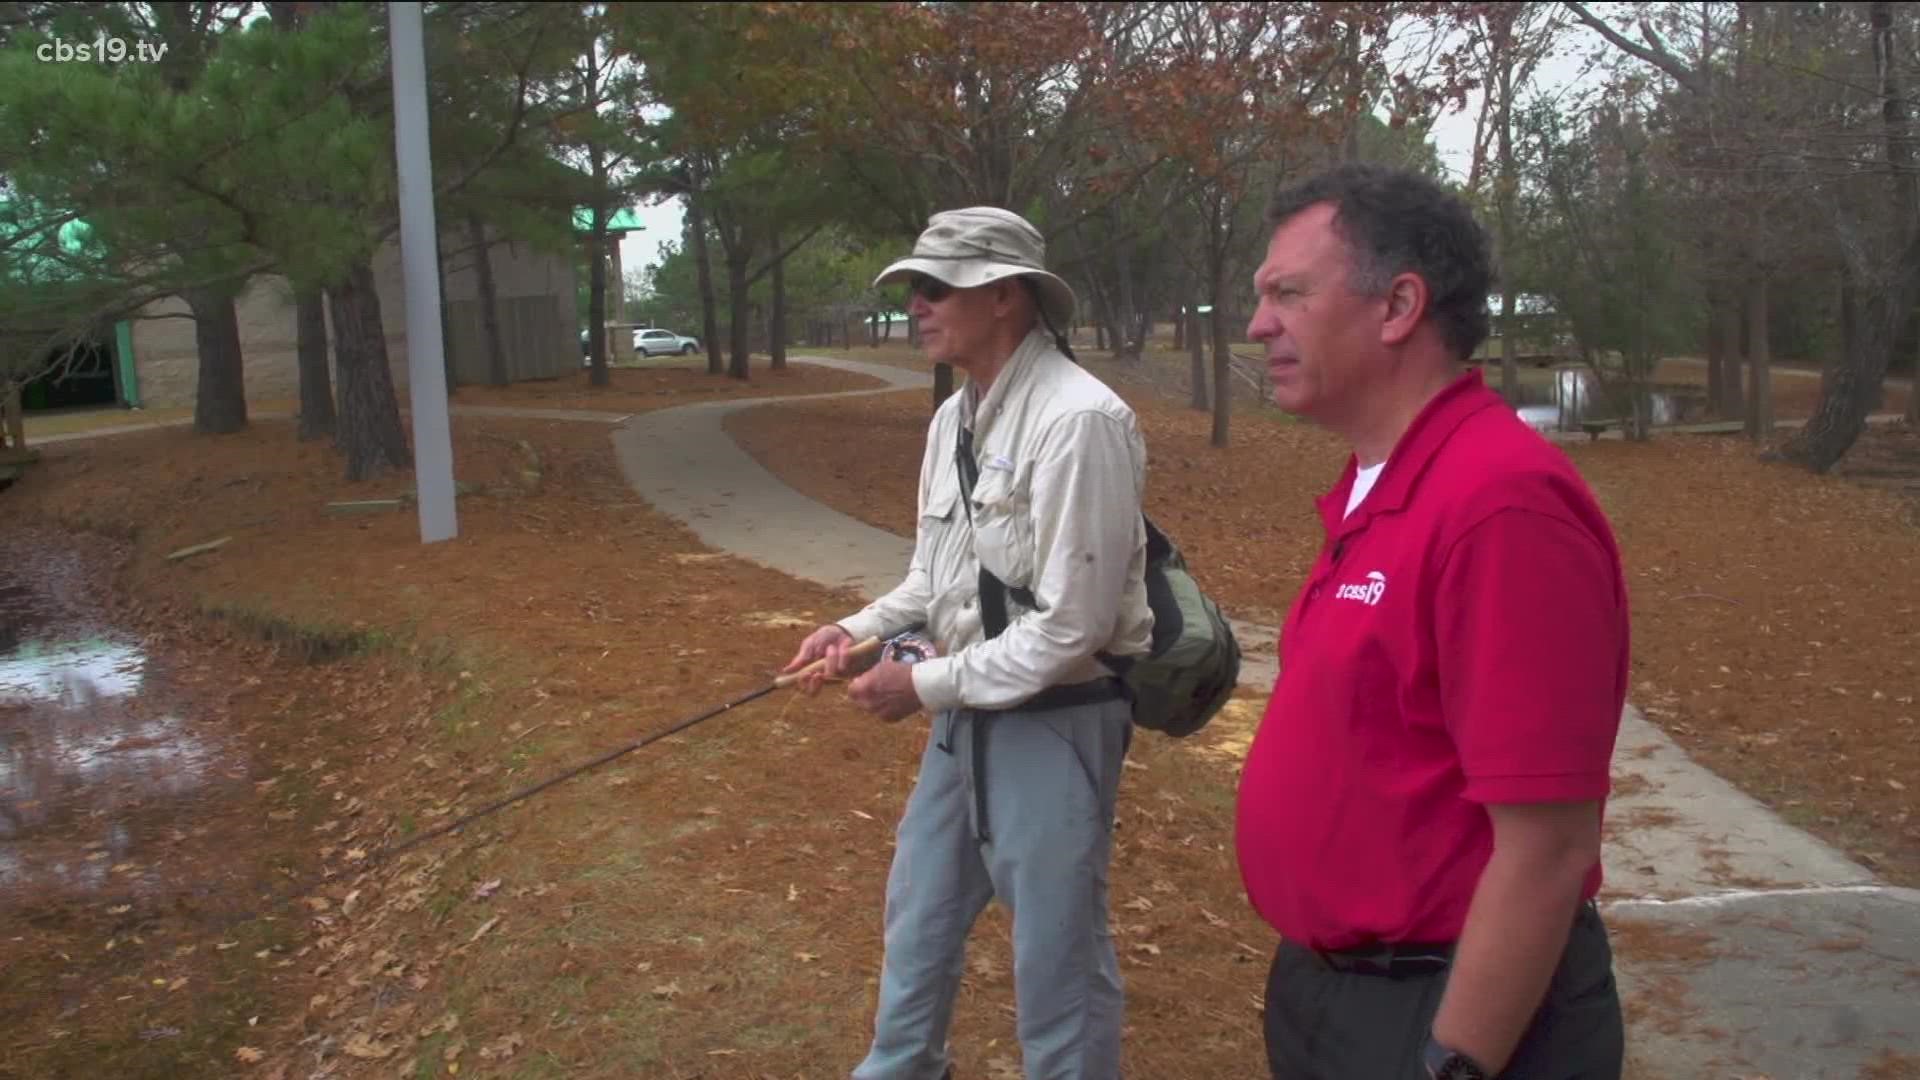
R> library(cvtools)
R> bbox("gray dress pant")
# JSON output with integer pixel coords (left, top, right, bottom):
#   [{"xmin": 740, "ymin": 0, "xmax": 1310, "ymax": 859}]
[{"xmin": 1263, "ymin": 900, "xmax": 1625, "ymax": 1079}]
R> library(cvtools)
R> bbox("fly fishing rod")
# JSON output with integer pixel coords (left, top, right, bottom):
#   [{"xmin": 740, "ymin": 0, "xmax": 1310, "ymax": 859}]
[
  {"xmin": 356, "ymin": 632, "xmax": 890, "ymax": 870},
  {"xmin": 167, "ymin": 632, "xmax": 900, "ymax": 933}
]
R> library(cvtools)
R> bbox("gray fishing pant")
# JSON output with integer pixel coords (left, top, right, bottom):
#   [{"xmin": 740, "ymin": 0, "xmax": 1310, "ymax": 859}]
[{"xmin": 851, "ymin": 692, "xmax": 1133, "ymax": 1080}]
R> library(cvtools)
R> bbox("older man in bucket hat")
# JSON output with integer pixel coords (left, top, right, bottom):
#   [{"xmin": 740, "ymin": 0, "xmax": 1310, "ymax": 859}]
[{"xmin": 784, "ymin": 206, "xmax": 1154, "ymax": 1079}]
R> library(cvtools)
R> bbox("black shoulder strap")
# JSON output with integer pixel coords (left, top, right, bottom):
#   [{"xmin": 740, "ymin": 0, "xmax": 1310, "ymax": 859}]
[
  {"xmin": 955, "ymin": 423, "xmax": 1032, "ymax": 640},
  {"xmin": 954, "ymin": 422, "xmax": 1134, "ymax": 679}
]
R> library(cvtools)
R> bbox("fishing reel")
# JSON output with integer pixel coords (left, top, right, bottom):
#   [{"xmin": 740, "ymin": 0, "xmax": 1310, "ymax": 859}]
[{"xmin": 881, "ymin": 629, "xmax": 938, "ymax": 666}]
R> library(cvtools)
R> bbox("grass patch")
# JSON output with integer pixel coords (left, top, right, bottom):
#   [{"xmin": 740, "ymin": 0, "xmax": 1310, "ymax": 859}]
[
  {"xmin": 434, "ymin": 681, "xmax": 490, "ymax": 741},
  {"xmin": 195, "ymin": 597, "xmax": 396, "ymax": 663},
  {"xmin": 425, "ymin": 889, "xmax": 464, "ymax": 925},
  {"xmin": 574, "ymin": 848, "xmax": 652, "ymax": 888}
]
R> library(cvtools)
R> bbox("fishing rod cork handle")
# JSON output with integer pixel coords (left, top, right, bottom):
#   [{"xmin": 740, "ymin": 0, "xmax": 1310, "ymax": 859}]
[{"xmin": 774, "ymin": 634, "xmax": 884, "ymax": 688}]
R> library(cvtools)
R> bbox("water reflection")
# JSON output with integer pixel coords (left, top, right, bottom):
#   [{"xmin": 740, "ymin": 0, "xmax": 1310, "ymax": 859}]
[
  {"xmin": 0, "ymin": 570, "xmax": 217, "ymax": 896},
  {"xmin": 0, "ymin": 711, "xmax": 210, "ymax": 838},
  {"xmin": 1508, "ymin": 364, "xmax": 1704, "ymax": 434},
  {"xmin": 0, "ymin": 636, "xmax": 147, "ymax": 706}
]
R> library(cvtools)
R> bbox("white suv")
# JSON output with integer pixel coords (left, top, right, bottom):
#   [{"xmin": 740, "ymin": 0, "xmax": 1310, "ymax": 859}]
[{"xmin": 633, "ymin": 328, "xmax": 700, "ymax": 356}]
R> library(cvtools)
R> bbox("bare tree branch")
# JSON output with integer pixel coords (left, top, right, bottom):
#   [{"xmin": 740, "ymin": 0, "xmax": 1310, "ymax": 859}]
[{"xmin": 1563, "ymin": 0, "xmax": 1705, "ymax": 94}]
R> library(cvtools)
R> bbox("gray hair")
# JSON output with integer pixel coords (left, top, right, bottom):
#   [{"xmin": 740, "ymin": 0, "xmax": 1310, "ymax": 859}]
[{"xmin": 1265, "ymin": 164, "xmax": 1494, "ymax": 362}]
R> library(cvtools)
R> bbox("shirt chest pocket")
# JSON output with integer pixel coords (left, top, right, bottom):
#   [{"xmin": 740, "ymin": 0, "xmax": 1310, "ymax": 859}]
[
  {"xmin": 920, "ymin": 485, "xmax": 975, "ymax": 644},
  {"xmin": 921, "ymin": 481, "xmax": 965, "ymax": 577},
  {"xmin": 966, "ymin": 461, "xmax": 1036, "ymax": 590}
]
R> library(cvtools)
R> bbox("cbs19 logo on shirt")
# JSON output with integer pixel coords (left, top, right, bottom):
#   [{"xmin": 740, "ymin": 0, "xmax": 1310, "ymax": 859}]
[{"xmin": 36, "ymin": 35, "xmax": 169, "ymax": 64}]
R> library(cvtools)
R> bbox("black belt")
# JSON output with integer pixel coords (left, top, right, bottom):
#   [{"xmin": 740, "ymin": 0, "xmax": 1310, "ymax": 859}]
[
  {"xmin": 974, "ymin": 676, "xmax": 1127, "ymax": 714},
  {"xmin": 940, "ymin": 677, "xmax": 1129, "ymax": 844},
  {"xmin": 1307, "ymin": 900, "xmax": 1601, "ymax": 979},
  {"xmin": 1312, "ymin": 940, "xmax": 1456, "ymax": 978}
]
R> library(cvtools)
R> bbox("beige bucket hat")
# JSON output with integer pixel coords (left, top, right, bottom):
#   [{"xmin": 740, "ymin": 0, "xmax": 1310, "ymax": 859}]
[{"xmin": 872, "ymin": 206, "xmax": 1077, "ymax": 329}]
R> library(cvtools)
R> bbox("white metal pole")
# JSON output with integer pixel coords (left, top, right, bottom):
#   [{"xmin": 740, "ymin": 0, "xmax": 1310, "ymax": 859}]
[{"xmin": 388, "ymin": 0, "xmax": 457, "ymax": 543}]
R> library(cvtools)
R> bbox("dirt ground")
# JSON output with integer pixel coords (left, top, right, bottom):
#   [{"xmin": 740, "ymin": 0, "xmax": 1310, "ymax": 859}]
[
  {"xmin": 729, "ymin": 345, "xmax": 1920, "ymax": 889},
  {"xmin": 0, "ymin": 360, "xmax": 1279, "ymax": 1078}
]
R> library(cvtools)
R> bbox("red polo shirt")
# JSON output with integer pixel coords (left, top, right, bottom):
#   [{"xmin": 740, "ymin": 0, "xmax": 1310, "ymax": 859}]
[{"xmin": 1235, "ymin": 369, "xmax": 1629, "ymax": 951}]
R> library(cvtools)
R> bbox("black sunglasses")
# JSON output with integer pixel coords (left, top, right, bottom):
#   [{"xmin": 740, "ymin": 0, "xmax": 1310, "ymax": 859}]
[{"xmin": 904, "ymin": 274, "xmax": 955, "ymax": 303}]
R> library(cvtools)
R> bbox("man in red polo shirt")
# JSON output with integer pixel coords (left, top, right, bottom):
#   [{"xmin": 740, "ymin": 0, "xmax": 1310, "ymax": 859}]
[{"xmin": 1235, "ymin": 164, "xmax": 1629, "ymax": 1079}]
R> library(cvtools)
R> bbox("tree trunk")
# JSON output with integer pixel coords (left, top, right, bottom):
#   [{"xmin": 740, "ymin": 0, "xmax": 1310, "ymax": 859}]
[
  {"xmin": 1909, "ymin": 329, "xmax": 1920, "ymax": 424},
  {"xmin": 1782, "ymin": 0, "xmax": 1915, "ymax": 470},
  {"xmin": 468, "ymin": 214, "xmax": 508, "ymax": 388},
  {"xmin": 270, "ymin": 0, "xmax": 331, "ymax": 438},
  {"xmin": 1495, "ymin": 13, "xmax": 1520, "ymax": 400},
  {"xmin": 1883, "ymin": 311, "xmax": 1914, "ymax": 414},
  {"xmin": 1705, "ymin": 283, "xmax": 1727, "ymax": 415},
  {"xmin": 295, "ymin": 289, "xmax": 334, "ymax": 442},
  {"xmin": 184, "ymin": 286, "xmax": 247, "ymax": 435},
  {"xmin": 1084, "ymin": 270, "xmax": 1118, "ymax": 353},
  {"xmin": 1634, "ymin": 373, "xmax": 1653, "ymax": 440},
  {"xmin": 1189, "ymin": 306, "xmax": 1209, "ymax": 411},
  {"xmin": 1745, "ymin": 277, "xmax": 1772, "ymax": 441},
  {"xmin": 687, "ymin": 184, "xmax": 722, "ymax": 377},
  {"xmin": 1340, "ymin": 21, "xmax": 1364, "ymax": 163},
  {"xmin": 1628, "ymin": 348, "xmax": 1654, "ymax": 442},
  {"xmin": 325, "ymin": 260, "xmax": 412, "ymax": 481},
  {"xmin": 1835, "ymin": 271, "xmax": 1857, "ymax": 404},
  {"xmin": 726, "ymin": 248, "xmax": 751, "ymax": 380},
  {"xmin": 585, "ymin": 203, "xmax": 609, "ymax": 387},
  {"xmin": 768, "ymin": 253, "xmax": 783, "ymax": 374},
  {"xmin": 1784, "ymin": 272, "xmax": 1917, "ymax": 471},
  {"xmin": 748, "ymin": 303, "xmax": 767, "ymax": 355},
  {"xmin": 1114, "ymin": 242, "xmax": 1140, "ymax": 360},
  {"xmin": 1209, "ymin": 269, "xmax": 1232, "ymax": 448},
  {"xmin": 1628, "ymin": 289, "xmax": 1653, "ymax": 442},
  {"xmin": 1716, "ymin": 291, "xmax": 1744, "ymax": 417},
  {"xmin": 769, "ymin": 229, "xmax": 787, "ymax": 372}
]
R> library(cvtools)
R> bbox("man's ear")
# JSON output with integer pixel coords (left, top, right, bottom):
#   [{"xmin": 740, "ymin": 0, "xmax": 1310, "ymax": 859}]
[
  {"xmin": 994, "ymin": 280, "xmax": 1025, "ymax": 318},
  {"xmin": 1381, "ymin": 272, "xmax": 1429, "ymax": 347}
]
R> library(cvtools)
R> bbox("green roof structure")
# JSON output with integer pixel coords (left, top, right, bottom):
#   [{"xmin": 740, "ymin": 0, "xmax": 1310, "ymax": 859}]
[
  {"xmin": 0, "ymin": 200, "xmax": 106, "ymax": 286},
  {"xmin": 1, "ymin": 200, "xmax": 139, "ymax": 408},
  {"xmin": 572, "ymin": 205, "xmax": 647, "ymax": 233}
]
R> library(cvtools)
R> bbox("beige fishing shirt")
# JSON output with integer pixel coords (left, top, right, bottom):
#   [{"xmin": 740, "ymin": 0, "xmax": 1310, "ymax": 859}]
[{"xmin": 837, "ymin": 328, "xmax": 1154, "ymax": 712}]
